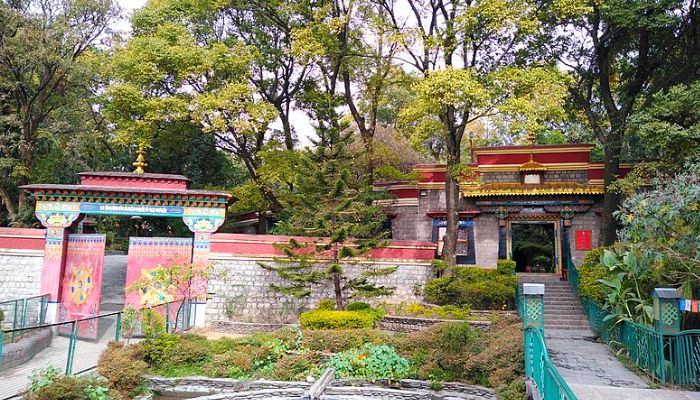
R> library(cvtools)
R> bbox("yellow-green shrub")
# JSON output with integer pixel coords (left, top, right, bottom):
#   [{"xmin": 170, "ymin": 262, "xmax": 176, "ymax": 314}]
[
  {"xmin": 299, "ymin": 310, "xmax": 374, "ymax": 330},
  {"xmin": 97, "ymin": 341, "xmax": 147, "ymax": 395},
  {"xmin": 577, "ymin": 247, "xmax": 608, "ymax": 303}
]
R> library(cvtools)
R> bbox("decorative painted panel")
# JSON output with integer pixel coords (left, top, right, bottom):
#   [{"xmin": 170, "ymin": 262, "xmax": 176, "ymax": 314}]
[
  {"xmin": 125, "ymin": 237, "xmax": 193, "ymax": 308},
  {"xmin": 575, "ymin": 230, "xmax": 592, "ymax": 251},
  {"xmin": 57, "ymin": 234, "xmax": 106, "ymax": 339}
]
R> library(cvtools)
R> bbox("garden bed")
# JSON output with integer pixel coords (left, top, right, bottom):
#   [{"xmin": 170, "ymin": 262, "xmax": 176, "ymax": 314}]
[
  {"xmin": 96, "ymin": 316, "xmax": 525, "ymax": 400},
  {"xmin": 0, "ymin": 328, "xmax": 52, "ymax": 371}
]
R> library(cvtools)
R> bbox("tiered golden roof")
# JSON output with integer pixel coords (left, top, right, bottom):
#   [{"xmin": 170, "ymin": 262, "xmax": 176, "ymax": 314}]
[{"xmin": 462, "ymin": 182, "xmax": 605, "ymax": 197}]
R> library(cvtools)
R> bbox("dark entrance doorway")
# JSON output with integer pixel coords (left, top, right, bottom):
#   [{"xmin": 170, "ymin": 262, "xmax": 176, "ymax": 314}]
[{"xmin": 511, "ymin": 222, "xmax": 556, "ymax": 273}]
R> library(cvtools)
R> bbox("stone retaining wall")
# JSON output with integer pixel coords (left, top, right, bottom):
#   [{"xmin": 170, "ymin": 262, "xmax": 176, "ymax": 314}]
[
  {"xmin": 209, "ymin": 320, "xmax": 298, "ymax": 335},
  {"xmin": 0, "ymin": 328, "xmax": 52, "ymax": 370},
  {"xmin": 379, "ymin": 316, "xmax": 491, "ymax": 332},
  {"xmin": 0, "ymin": 253, "xmax": 44, "ymax": 302},
  {"xmin": 145, "ymin": 376, "xmax": 496, "ymax": 400},
  {"xmin": 206, "ymin": 258, "xmax": 435, "ymax": 324}
]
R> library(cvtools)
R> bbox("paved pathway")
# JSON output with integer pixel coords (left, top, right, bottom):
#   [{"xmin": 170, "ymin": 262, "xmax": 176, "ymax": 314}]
[
  {"xmin": 0, "ymin": 317, "xmax": 119, "ymax": 400},
  {"xmin": 0, "ymin": 255, "xmax": 127, "ymax": 399},
  {"xmin": 546, "ymin": 329, "xmax": 700, "ymax": 400}
]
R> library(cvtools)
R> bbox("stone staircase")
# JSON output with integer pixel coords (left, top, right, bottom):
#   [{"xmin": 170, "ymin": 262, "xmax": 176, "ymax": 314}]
[{"xmin": 519, "ymin": 274, "xmax": 590, "ymax": 330}]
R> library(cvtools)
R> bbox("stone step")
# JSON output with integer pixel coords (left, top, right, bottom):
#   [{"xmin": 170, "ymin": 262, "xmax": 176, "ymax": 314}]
[
  {"xmin": 545, "ymin": 316, "xmax": 588, "ymax": 323},
  {"xmin": 545, "ymin": 305, "xmax": 585, "ymax": 312},
  {"xmin": 545, "ymin": 312, "xmax": 587, "ymax": 318},
  {"xmin": 544, "ymin": 300, "xmax": 582, "ymax": 305},
  {"xmin": 545, "ymin": 323, "xmax": 591, "ymax": 330}
]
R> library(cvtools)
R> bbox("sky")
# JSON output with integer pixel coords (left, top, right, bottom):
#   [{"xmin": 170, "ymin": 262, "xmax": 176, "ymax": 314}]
[{"xmin": 113, "ymin": 0, "xmax": 316, "ymax": 148}]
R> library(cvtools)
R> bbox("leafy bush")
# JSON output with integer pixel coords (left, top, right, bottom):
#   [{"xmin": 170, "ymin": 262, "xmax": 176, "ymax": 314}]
[
  {"xmin": 496, "ymin": 260, "xmax": 516, "ymax": 275},
  {"xmin": 424, "ymin": 267, "xmax": 516, "ymax": 310},
  {"xmin": 273, "ymin": 352, "xmax": 322, "ymax": 381},
  {"xmin": 202, "ymin": 349, "xmax": 254, "ymax": 378},
  {"xmin": 302, "ymin": 329, "xmax": 392, "ymax": 353},
  {"xmin": 28, "ymin": 367, "xmax": 112, "ymax": 400},
  {"xmin": 300, "ymin": 310, "xmax": 374, "ymax": 330},
  {"xmin": 346, "ymin": 301, "xmax": 371, "ymax": 311},
  {"xmin": 577, "ymin": 247, "xmax": 608, "ymax": 303},
  {"xmin": 97, "ymin": 342, "xmax": 147, "ymax": 394},
  {"xmin": 141, "ymin": 308, "xmax": 165, "ymax": 338},
  {"xmin": 327, "ymin": 343, "xmax": 411, "ymax": 381},
  {"xmin": 142, "ymin": 333, "xmax": 211, "ymax": 370},
  {"xmin": 317, "ymin": 299, "xmax": 336, "ymax": 310},
  {"xmin": 377, "ymin": 302, "xmax": 471, "ymax": 320}
]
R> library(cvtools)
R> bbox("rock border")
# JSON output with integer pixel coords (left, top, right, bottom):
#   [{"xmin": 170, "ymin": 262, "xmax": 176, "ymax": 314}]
[
  {"xmin": 145, "ymin": 375, "xmax": 497, "ymax": 400},
  {"xmin": 0, "ymin": 328, "xmax": 52, "ymax": 371}
]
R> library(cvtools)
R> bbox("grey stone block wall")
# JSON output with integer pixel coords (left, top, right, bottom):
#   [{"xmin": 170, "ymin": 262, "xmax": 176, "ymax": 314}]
[
  {"xmin": 544, "ymin": 170, "xmax": 588, "ymax": 182},
  {"xmin": 473, "ymin": 214, "xmax": 499, "ymax": 267},
  {"xmin": 480, "ymin": 172, "xmax": 520, "ymax": 184},
  {"xmin": 390, "ymin": 205, "xmax": 433, "ymax": 241},
  {"xmin": 569, "ymin": 209, "xmax": 602, "ymax": 264},
  {"xmin": 0, "ymin": 254, "xmax": 44, "ymax": 301},
  {"xmin": 206, "ymin": 258, "xmax": 435, "ymax": 324}
]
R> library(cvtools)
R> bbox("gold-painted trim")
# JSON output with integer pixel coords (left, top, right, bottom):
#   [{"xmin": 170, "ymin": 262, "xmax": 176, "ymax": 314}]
[
  {"xmin": 474, "ymin": 145, "xmax": 594, "ymax": 155},
  {"xmin": 588, "ymin": 162, "xmax": 633, "ymax": 169},
  {"xmin": 414, "ymin": 166, "xmax": 447, "ymax": 172},
  {"xmin": 478, "ymin": 162, "xmax": 590, "ymax": 172},
  {"xmin": 462, "ymin": 183, "xmax": 605, "ymax": 197}
]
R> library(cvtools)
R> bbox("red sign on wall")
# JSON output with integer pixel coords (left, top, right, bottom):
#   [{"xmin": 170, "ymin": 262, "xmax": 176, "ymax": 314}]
[{"xmin": 575, "ymin": 230, "xmax": 592, "ymax": 251}]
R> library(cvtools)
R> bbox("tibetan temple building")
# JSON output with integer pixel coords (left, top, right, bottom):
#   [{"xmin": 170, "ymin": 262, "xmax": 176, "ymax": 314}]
[{"xmin": 375, "ymin": 143, "xmax": 630, "ymax": 277}]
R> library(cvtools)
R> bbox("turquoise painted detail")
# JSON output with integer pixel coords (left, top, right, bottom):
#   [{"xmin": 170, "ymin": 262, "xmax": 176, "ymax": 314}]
[{"xmin": 524, "ymin": 326, "xmax": 578, "ymax": 400}]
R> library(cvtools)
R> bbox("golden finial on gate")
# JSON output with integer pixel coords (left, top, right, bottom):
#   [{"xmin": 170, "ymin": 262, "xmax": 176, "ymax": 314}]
[{"xmin": 133, "ymin": 146, "xmax": 148, "ymax": 175}]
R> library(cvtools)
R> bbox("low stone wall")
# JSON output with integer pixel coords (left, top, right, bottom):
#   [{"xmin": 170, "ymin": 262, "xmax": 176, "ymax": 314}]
[
  {"xmin": 145, "ymin": 376, "xmax": 496, "ymax": 400},
  {"xmin": 209, "ymin": 320, "xmax": 298, "ymax": 335},
  {"xmin": 0, "ymin": 328, "xmax": 52, "ymax": 370},
  {"xmin": 206, "ymin": 258, "xmax": 435, "ymax": 324},
  {"xmin": 379, "ymin": 316, "xmax": 491, "ymax": 332},
  {"xmin": 144, "ymin": 376, "xmax": 311, "ymax": 396},
  {"xmin": 0, "ymin": 228, "xmax": 46, "ymax": 302}
]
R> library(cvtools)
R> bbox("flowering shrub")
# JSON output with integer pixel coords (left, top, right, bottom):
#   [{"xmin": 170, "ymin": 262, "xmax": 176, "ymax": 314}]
[{"xmin": 299, "ymin": 310, "xmax": 374, "ymax": 329}]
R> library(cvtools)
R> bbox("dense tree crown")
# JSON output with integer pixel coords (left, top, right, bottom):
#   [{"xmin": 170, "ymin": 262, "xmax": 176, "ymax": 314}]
[{"xmin": 0, "ymin": 0, "xmax": 698, "ymax": 267}]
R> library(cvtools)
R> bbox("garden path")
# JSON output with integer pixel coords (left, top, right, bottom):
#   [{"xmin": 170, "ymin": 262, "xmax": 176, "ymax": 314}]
[{"xmin": 546, "ymin": 329, "xmax": 700, "ymax": 400}]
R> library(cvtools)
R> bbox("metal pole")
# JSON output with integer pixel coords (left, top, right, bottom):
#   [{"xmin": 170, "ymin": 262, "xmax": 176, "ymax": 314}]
[
  {"xmin": 66, "ymin": 321, "xmax": 78, "ymax": 375},
  {"xmin": 115, "ymin": 312, "xmax": 122, "ymax": 341}
]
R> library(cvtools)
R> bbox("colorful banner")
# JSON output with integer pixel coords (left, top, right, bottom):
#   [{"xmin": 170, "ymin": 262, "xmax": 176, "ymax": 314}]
[
  {"xmin": 125, "ymin": 237, "xmax": 193, "ymax": 309},
  {"xmin": 58, "ymin": 234, "xmax": 106, "ymax": 339}
]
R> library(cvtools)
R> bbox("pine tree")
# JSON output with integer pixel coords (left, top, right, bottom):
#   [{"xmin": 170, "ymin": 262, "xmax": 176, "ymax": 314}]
[{"xmin": 260, "ymin": 118, "xmax": 396, "ymax": 310}]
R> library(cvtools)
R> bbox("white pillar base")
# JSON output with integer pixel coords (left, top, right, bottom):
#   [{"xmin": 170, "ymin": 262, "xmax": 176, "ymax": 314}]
[
  {"xmin": 45, "ymin": 302, "xmax": 59, "ymax": 324},
  {"xmin": 193, "ymin": 302, "xmax": 206, "ymax": 327}
]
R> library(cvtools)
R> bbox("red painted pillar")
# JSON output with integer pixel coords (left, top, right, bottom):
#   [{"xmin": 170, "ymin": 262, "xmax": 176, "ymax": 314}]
[{"xmin": 40, "ymin": 227, "xmax": 69, "ymax": 302}]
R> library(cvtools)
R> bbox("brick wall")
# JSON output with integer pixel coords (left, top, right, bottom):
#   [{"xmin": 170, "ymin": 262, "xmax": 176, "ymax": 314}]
[
  {"xmin": 205, "ymin": 257, "xmax": 435, "ymax": 324},
  {"xmin": 569, "ymin": 209, "xmax": 601, "ymax": 264},
  {"xmin": 480, "ymin": 172, "xmax": 520, "ymax": 183},
  {"xmin": 473, "ymin": 214, "xmax": 499, "ymax": 267},
  {"xmin": 0, "ymin": 253, "xmax": 44, "ymax": 301},
  {"xmin": 544, "ymin": 170, "xmax": 588, "ymax": 182}
]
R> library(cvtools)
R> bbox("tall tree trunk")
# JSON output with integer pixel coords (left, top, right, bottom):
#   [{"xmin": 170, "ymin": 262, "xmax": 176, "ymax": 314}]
[
  {"xmin": 280, "ymin": 111, "xmax": 294, "ymax": 151},
  {"xmin": 444, "ymin": 134, "xmax": 461, "ymax": 268},
  {"xmin": 257, "ymin": 212, "xmax": 268, "ymax": 234},
  {"xmin": 333, "ymin": 272, "xmax": 344, "ymax": 310},
  {"xmin": 600, "ymin": 129, "xmax": 622, "ymax": 246}
]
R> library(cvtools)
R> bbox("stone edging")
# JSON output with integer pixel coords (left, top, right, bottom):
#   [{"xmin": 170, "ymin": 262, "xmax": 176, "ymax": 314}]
[
  {"xmin": 209, "ymin": 320, "xmax": 299, "ymax": 334},
  {"xmin": 379, "ymin": 315, "xmax": 491, "ymax": 332},
  {"xmin": 145, "ymin": 375, "xmax": 497, "ymax": 400},
  {"xmin": 0, "ymin": 328, "xmax": 52, "ymax": 371}
]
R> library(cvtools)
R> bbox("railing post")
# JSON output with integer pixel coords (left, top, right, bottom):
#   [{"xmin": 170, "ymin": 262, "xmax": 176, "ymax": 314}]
[
  {"xmin": 523, "ymin": 283, "xmax": 545, "ymax": 333},
  {"xmin": 115, "ymin": 312, "xmax": 122, "ymax": 341},
  {"xmin": 66, "ymin": 320, "xmax": 78, "ymax": 375},
  {"xmin": 653, "ymin": 288, "xmax": 681, "ymax": 385}
]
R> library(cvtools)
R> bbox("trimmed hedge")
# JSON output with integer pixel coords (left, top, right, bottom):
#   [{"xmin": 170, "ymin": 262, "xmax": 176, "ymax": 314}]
[
  {"xmin": 424, "ymin": 267, "xmax": 516, "ymax": 310},
  {"xmin": 577, "ymin": 247, "xmax": 608, "ymax": 303},
  {"xmin": 496, "ymin": 260, "xmax": 516, "ymax": 275},
  {"xmin": 300, "ymin": 310, "xmax": 374, "ymax": 330}
]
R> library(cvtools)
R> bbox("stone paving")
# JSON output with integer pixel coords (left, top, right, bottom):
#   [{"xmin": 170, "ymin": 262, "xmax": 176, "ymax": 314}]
[{"xmin": 546, "ymin": 329, "xmax": 700, "ymax": 400}]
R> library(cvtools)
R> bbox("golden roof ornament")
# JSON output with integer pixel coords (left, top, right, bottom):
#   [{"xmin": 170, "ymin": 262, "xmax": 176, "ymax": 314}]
[
  {"xmin": 520, "ymin": 131, "xmax": 546, "ymax": 172},
  {"xmin": 133, "ymin": 147, "xmax": 148, "ymax": 175}
]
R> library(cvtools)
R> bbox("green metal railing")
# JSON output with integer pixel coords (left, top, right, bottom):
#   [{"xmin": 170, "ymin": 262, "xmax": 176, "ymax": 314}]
[
  {"xmin": 566, "ymin": 258, "xmax": 579, "ymax": 294},
  {"xmin": 516, "ymin": 284, "xmax": 524, "ymax": 318},
  {"xmin": 524, "ymin": 327, "xmax": 578, "ymax": 400},
  {"xmin": 0, "ymin": 294, "xmax": 49, "ymax": 342},
  {"xmin": 0, "ymin": 299, "xmax": 196, "ymax": 375}
]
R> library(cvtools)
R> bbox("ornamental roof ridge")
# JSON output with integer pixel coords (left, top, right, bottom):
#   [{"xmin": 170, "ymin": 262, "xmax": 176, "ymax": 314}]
[{"xmin": 78, "ymin": 171, "xmax": 190, "ymax": 181}]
